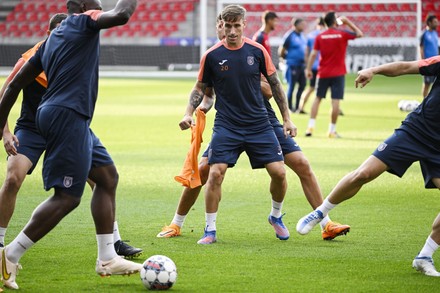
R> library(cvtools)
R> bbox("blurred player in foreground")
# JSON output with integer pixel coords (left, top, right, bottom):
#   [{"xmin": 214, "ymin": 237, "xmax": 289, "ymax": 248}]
[
  {"xmin": 0, "ymin": 0, "xmax": 140, "ymax": 289},
  {"xmin": 0, "ymin": 13, "xmax": 142, "ymax": 260},
  {"xmin": 158, "ymin": 13, "xmax": 350, "ymax": 242},
  {"xmin": 297, "ymin": 56, "xmax": 440, "ymax": 277}
]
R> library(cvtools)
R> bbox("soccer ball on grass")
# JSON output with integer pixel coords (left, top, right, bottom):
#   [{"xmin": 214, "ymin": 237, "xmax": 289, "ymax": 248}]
[
  {"xmin": 140, "ymin": 255, "xmax": 177, "ymax": 290},
  {"xmin": 398, "ymin": 100, "xmax": 420, "ymax": 112}
]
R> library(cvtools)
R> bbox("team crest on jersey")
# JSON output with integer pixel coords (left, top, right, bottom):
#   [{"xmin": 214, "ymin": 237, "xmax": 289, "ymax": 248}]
[
  {"xmin": 63, "ymin": 176, "xmax": 73, "ymax": 188},
  {"xmin": 247, "ymin": 56, "xmax": 254, "ymax": 65},
  {"xmin": 377, "ymin": 142, "xmax": 387, "ymax": 152}
]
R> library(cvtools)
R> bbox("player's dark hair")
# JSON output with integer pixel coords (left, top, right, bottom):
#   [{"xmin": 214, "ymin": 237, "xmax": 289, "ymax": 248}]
[
  {"xmin": 66, "ymin": 0, "xmax": 81, "ymax": 14},
  {"xmin": 216, "ymin": 13, "xmax": 222, "ymax": 23},
  {"xmin": 263, "ymin": 11, "xmax": 278, "ymax": 23},
  {"xmin": 49, "ymin": 13, "xmax": 68, "ymax": 31},
  {"xmin": 293, "ymin": 18, "xmax": 304, "ymax": 27},
  {"xmin": 317, "ymin": 16, "xmax": 325, "ymax": 26},
  {"xmin": 221, "ymin": 4, "xmax": 246, "ymax": 22},
  {"xmin": 426, "ymin": 14, "xmax": 437, "ymax": 25},
  {"xmin": 324, "ymin": 11, "xmax": 336, "ymax": 27}
]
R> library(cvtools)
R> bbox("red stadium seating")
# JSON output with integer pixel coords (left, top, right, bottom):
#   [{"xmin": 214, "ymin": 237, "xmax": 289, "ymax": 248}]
[{"xmin": 0, "ymin": 0, "xmax": 435, "ymax": 40}]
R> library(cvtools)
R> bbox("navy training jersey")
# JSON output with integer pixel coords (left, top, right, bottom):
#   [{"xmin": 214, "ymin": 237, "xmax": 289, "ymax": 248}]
[
  {"xmin": 15, "ymin": 80, "xmax": 45, "ymax": 133},
  {"xmin": 198, "ymin": 37, "xmax": 277, "ymax": 131},
  {"xmin": 400, "ymin": 56, "xmax": 440, "ymax": 144},
  {"xmin": 29, "ymin": 10, "xmax": 103, "ymax": 119}
]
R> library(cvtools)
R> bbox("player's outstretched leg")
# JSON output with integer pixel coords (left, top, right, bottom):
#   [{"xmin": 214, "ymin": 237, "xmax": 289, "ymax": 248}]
[{"xmin": 158, "ymin": 158, "xmax": 209, "ymax": 238}]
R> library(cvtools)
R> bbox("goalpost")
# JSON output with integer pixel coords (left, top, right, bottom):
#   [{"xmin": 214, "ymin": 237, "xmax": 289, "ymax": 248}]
[{"xmin": 208, "ymin": 0, "xmax": 422, "ymax": 72}]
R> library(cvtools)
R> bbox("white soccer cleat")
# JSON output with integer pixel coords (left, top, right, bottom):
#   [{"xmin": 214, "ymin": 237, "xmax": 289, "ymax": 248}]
[
  {"xmin": 412, "ymin": 256, "xmax": 440, "ymax": 277},
  {"xmin": 0, "ymin": 248, "xmax": 22, "ymax": 290},
  {"xmin": 296, "ymin": 210, "xmax": 324, "ymax": 235},
  {"xmin": 96, "ymin": 256, "xmax": 142, "ymax": 277}
]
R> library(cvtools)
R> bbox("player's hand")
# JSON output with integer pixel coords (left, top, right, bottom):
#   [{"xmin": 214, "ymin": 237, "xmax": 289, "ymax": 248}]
[
  {"xmin": 3, "ymin": 131, "xmax": 18, "ymax": 156},
  {"xmin": 338, "ymin": 16, "xmax": 349, "ymax": 24},
  {"xmin": 283, "ymin": 119, "xmax": 297, "ymax": 138},
  {"xmin": 355, "ymin": 69, "xmax": 374, "ymax": 88},
  {"xmin": 179, "ymin": 114, "xmax": 194, "ymax": 130},
  {"xmin": 305, "ymin": 69, "xmax": 313, "ymax": 80}
]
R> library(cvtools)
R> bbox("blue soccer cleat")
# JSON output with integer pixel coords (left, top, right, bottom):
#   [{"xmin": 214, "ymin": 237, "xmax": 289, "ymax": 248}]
[{"xmin": 268, "ymin": 214, "xmax": 290, "ymax": 240}]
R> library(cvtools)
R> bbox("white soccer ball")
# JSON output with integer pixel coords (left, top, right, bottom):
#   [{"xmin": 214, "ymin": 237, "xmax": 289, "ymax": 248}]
[
  {"xmin": 140, "ymin": 255, "xmax": 177, "ymax": 290},
  {"xmin": 398, "ymin": 100, "xmax": 420, "ymax": 112}
]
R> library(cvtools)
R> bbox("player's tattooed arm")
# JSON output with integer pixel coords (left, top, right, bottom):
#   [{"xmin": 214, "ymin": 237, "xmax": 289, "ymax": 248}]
[
  {"xmin": 266, "ymin": 72, "xmax": 297, "ymax": 137},
  {"xmin": 179, "ymin": 81, "xmax": 212, "ymax": 130}
]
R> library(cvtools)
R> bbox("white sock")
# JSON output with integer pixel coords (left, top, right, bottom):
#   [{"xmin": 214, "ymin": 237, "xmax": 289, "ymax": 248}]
[
  {"xmin": 329, "ymin": 123, "xmax": 337, "ymax": 133},
  {"xmin": 171, "ymin": 213, "xmax": 186, "ymax": 228},
  {"xmin": 270, "ymin": 200, "xmax": 283, "ymax": 218},
  {"xmin": 320, "ymin": 215, "xmax": 331, "ymax": 229},
  {"xmin": 97, "ymin": 234, "xmax": 118, "ymax": 261},
  {"xmin": 6, "ymin": 231, "xmax": 34, "ymax": 264},
  {"xmin": 113, "ymin": 221, "xmax": 121, "ymax": 243},
  {"xmin": 0, "ymin": 227, "xmax": 7, "ymax": 245},
  {"xmin": 418, "ymin": 236, "xmax": 439, "ymax": 258},
  {"xmin": 205, "ymin": 213, "xmax": 217, "ymax": 232},
  {"xmin": 308, "ymin": 119, "xmax": 316, "ymax": 129},
  {"xmin": 317, "ymin": 198, "xmax": 337, "ymax": 217}
]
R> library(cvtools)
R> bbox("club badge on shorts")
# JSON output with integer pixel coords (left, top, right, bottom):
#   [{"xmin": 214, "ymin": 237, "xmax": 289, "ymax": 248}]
[
  {"xmin": 247, "ymin": 56, "xmax": 254, "ymax": 65},
  {"xmin": 63, "ymin": 176, "xmax": 73, "ymax": 188},
  {"xmin": 377, "ymin": 142, "xmax": 387, "ymax": 152}
]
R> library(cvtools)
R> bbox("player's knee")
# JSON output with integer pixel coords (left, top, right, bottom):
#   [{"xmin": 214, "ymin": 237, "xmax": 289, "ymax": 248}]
[
  {"xmin": 270, "ymin": 167, "xmax": 286, "ymax": 182},
  {"xmin": 3, "ymin": 172, "xmax": 24, "ymax": 193},
  {"xmin": 199, "ymin": 162, "xmax": 210, "ymax": 185},
  {"xmin": 208, "ymin": 169, "xmax": 225, "ymax": 186}
]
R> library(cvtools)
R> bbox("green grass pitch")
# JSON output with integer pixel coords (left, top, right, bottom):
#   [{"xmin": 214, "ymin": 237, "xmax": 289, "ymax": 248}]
[{"xmin": 0, "ymin": 74, "xmax": 439, "ymax": 292}]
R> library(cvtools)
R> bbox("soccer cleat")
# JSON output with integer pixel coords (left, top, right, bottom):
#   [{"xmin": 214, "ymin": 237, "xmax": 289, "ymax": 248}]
[
  {"xmin": 197, "ymin": 230, "xmax": 217, "ymax": 245},
  {"xmin": 296, "ymin": 210, "xmax": 324, "ymax": 235},
  {"xmin": 412, "ymin": 255, "xmax": 440, "ymax": 277},
  {"xmin": 114, "ymin": 240, "xmax": 143, "ymax": 259},
  {"xmin": 0, "ymin": 248, "xmax": 22, "ymax": 290},
  {"xmin": 305, "ymin": 127, "xmax": 314, "ymax": 137},
  {"xmin": 328, "ymin": 132, "xmax": 341, "ymax": 138},
  {"xmin": 268, "ymin": 214, "xmax": 290, "ymax": 240},
  {"xmin": 96, "ymin": 256, "xmax": 142, "ymax": 277},
  {"xmin": 156, "ymin": 224, "xmax": 181, "ymax": 238},
  {"xmin": 322, "ymin": 221, "xmax": 350, "ymax": 240}
]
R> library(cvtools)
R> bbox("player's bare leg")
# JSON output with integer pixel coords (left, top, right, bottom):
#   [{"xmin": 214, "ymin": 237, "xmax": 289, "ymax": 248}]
[
  {"xmin": 413, "ymin": 178, "xmax": 440, "ymax": 277},
  {"xmin": 89, "ymin": 164, "xmax": 142, "ymax": 276},
  {"xmin": 197, "ymin": 163, "xmax": 228, "ymax": 244},
  {"xmin": 297, "ymin": 156, "xmax": 388, "ymax": 235},
  {"xmin": 284, "ymin": 151, "xmax": 350, "ymax": 239},
  {"xmin": 0, "ymin": 155, "xmax": 32, "ymax": 246},
  {"xmin": 305, "ymin": 96, "xmax": 322, "ymax": 136},
  {"xmin": 158, "ymin": 158, "xmax": 210, "ymax": 238},
  {"xmin": 328, "ymin": 98, "xmax": 341, "ymax": 138},
  {"xmin": 265, "ymin": 161, "xmax": 290, "ymax": 240}
]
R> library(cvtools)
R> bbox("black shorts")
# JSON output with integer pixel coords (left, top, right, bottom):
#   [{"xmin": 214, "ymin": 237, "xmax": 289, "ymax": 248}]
[{"xmin": 316, "ymin": 75, "xmax": 345, "ymax": 99}]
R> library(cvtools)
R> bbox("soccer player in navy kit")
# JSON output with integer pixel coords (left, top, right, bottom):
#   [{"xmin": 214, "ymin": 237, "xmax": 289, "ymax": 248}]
[
  {"xmin": 0, "ymin": 0, "xmax": 140, "ymax": 289},
  {"xmin": 159, "ymin": 14, "xmax": 349, "ymax": 241},
  {"xmin": 179, "ymin": 5, "xmax": 296, "ymax": 245},
  {"xmin": 297, "ymin": 56, "xmax": 440, "ymax": 277},
  {"xmin": 0, "ymin": 13, "xmax": 142, "ymax": 260}
]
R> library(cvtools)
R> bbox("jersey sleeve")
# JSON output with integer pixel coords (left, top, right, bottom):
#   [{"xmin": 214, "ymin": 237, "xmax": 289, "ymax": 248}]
[
  {"xmin": 343, "ymin": 29, "xmax": 357, "ymax": 41},
  {"xmin": 419, "ymin": 56, "xmax": 440, "ymax": 76},
  {"xmin": 259, "ymin": 44, "xmax": 276, "ymax": 77},
  {"xmin": 83, "ymin": 10, "xmax": 104, "ymax": 30},
  {"xmin": 282, "ymin": 32, "xmax": 291, "ymax": 49},
  {"xmin": 419, "ymin": 31, "xmax": 426, "ymax": 47},
  {"xmin": 313, "ymin": 35, "xmax": 321, "ymax": 51},
  {"xmin": 197, "ymin": 52, "xmax": 212, "ymax": 84},
  {"xmin": 28, "ymin": 40, "xmax": 45, "ymax": 73}
]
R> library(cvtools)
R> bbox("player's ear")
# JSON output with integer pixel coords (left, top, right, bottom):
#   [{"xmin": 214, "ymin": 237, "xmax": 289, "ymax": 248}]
[{"xmin": 243, "ymin": 19, "xmax": 247, "ymax": 28}]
